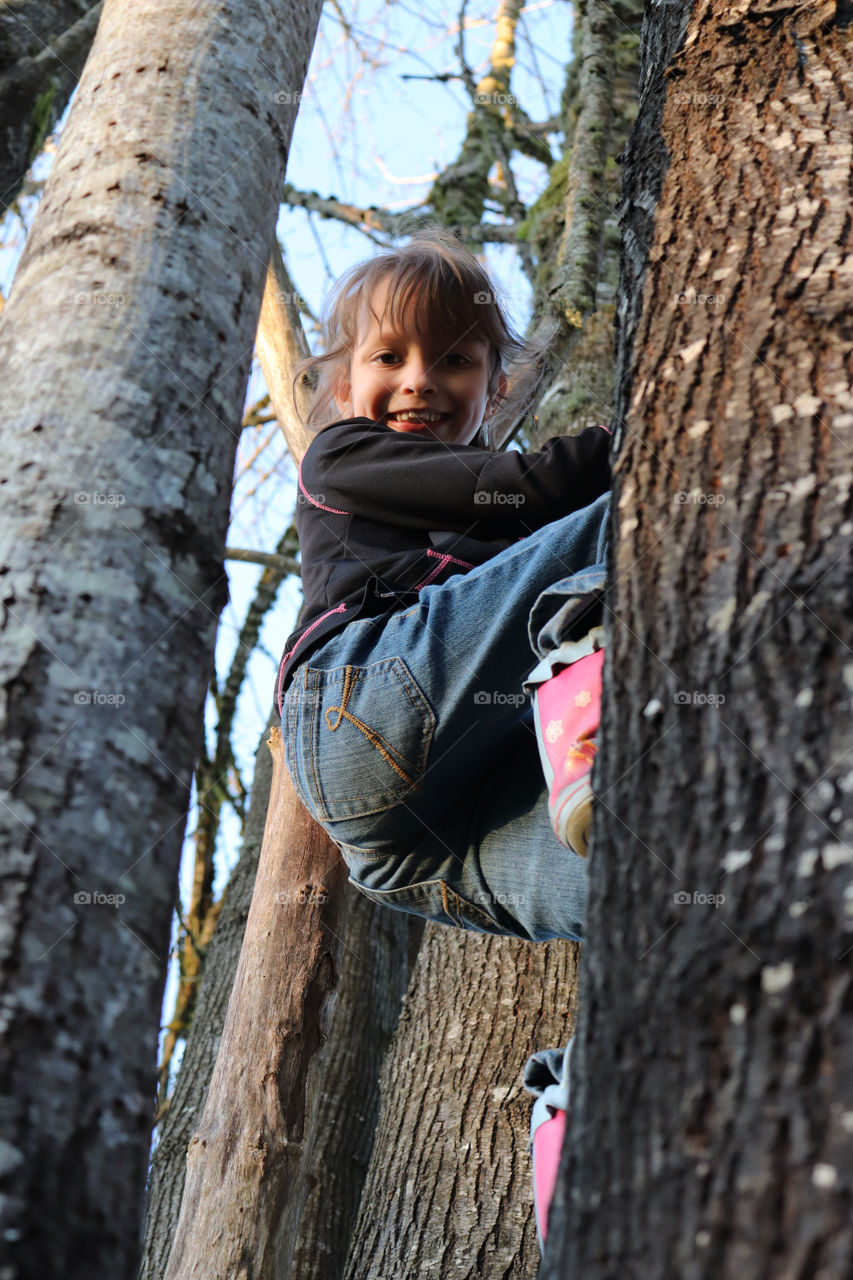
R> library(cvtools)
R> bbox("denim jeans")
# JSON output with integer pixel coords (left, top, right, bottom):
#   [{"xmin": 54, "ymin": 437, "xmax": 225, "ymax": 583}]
[{"xmin": 282, "ymin": 492, "xmax": 610, "ymax": 943}]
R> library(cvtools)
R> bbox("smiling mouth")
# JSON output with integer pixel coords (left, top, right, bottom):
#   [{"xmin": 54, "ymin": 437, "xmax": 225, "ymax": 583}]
[{"xmin": 385, "ymin": 410, "xmax": 448, "ymax": 425}]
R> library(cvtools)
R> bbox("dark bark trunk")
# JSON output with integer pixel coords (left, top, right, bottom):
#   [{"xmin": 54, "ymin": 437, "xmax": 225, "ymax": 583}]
[
  {"xmin": 287, "ymin": 896, "xmax": 423, "ymax": 1280},
  {"xmin": 544, "ymin": 1, "xmax": 853, "ymax": 1275},
  {"xmin": 0, "ymin": 0, "xmax": 103, "ymax": 212},
  {"xmin": 343, "ymin": 928, "xmax": 582, "ymax": 1280}
]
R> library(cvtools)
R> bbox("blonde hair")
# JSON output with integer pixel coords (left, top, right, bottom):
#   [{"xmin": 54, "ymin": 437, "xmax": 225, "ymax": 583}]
[{"xmin": 295, "ymin": 229, "xmax": 541, "ymax": 448}]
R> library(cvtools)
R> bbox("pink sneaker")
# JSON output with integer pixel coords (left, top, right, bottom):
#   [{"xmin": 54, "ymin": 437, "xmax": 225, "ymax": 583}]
[
  {"xmin": 525, "ymin": 1038, "xmax": 573, "ymax": 1254},
  {"xmin": 532, "ymin": 1109, "xmax": 566, "ymax": 1247},
  {"xmin": 531, "ymin": 647, "xmax": 604, "ymax": 856}
]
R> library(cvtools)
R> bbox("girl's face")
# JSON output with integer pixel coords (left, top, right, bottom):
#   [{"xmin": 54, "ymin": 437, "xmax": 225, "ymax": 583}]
[{"xmin": 334, "ymin": 284, "xmax": 505, "ymax": 446}]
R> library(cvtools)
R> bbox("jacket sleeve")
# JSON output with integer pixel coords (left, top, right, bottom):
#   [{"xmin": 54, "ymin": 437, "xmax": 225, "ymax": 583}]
[{"xmin": 299, "ymin": 418, "xmax": 611, "ymax": 535}]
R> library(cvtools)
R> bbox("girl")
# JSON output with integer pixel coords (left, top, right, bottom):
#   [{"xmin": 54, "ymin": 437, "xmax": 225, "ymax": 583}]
[{"xmin": 276, "ymin": 230, "xmax": 611, "ymax": 946}]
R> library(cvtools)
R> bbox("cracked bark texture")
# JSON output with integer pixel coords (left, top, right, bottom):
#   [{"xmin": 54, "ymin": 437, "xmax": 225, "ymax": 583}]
[
  {"xmin": 544, "ymin": 1, "xmax": 853, "ymax": 1275},
  {"xmin": 140, "ymin": 718, "xmax": 422, "ymax": 1280},
  {"xmin": 0, "ymin": 0, "xmax": 103, "ymax": 214},
  {"xmin": 0, "ymin": 0, "xmax": 322, "ymax": 1275},
  {"xmin": 342, "ymin": 926, "xmax": 581, "ymax": 1280}
]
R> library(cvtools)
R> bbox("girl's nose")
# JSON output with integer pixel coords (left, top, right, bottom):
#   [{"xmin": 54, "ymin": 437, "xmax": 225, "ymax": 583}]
[{"xmin": 402, "ymin": 360, "xmax": 436, "ymax": 394}]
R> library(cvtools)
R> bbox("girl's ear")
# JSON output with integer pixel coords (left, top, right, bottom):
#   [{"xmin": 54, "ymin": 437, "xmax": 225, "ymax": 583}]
[
  {"xmin": 485, "ymin": 370, "xmax": 508, "ymax": 420},
  {"xmin": 333, "ymin": 374, "xmax": 353, "ymax": 417}
]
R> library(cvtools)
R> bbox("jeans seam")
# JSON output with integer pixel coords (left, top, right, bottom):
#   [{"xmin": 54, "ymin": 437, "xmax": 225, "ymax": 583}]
[{"xmin": 306, "ymin": 667, "xmax": 327, "ymax": 821}]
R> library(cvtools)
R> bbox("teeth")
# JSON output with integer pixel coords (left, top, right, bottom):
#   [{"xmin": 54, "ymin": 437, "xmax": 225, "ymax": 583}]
[{"xmin": 388, "ymin": 411, "xmax": 444, "ymax": 422}]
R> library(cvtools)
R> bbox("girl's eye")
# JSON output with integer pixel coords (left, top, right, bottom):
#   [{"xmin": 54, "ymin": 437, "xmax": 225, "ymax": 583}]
[
  {"xmin": 374, "ymin": 352, "xmax": 400, "ymax": 365},
  {"xmin": 444, "ymin": 353, "xmax": 469, "ymax": 366}
]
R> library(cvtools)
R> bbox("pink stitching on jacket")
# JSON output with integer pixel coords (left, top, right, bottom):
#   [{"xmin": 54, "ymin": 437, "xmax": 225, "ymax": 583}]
[
  {"xmin": 277, "ymin": 603, "xmax": 347, "ymax": 714},
  {"xmin": 298, "ymin": 458, "xmax": 351, "ymax": 515},
  {"xmin": 414, "ymin": 548, "xmax": 475, "ymax": 591}
]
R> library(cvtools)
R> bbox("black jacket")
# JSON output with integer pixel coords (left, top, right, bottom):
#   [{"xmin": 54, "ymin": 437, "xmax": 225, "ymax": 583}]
[{"xmin": 275, "ymin": 417, "xmax": 611, "ymax": 710}]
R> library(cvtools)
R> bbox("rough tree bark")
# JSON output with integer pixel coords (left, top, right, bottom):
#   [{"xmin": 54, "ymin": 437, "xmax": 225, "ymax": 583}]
[
  {"xmin": 0, "ymin": 0, "xmax": 322, "ymax": 1275},
  {"xmin": 285, "ymin": 886, "xmax": 423, "ymax": 1280},
  {"xmin": 527, "ymin": 0, "xmax": 644, "ymax": 445},
  {"xmin": 0, "ymin": 0, "xmax": 103, "ymax": 213},
  {"xmin": 342, "ymin": 927, "xmax": 581, "ymax": 1280},
  {"xmin": 162, "ymin": 731, "xmax": 353, "ymax": 1280},
  {"xmin": 545, "ymin": 0, "xmax": 853, "ymax": 1275}
]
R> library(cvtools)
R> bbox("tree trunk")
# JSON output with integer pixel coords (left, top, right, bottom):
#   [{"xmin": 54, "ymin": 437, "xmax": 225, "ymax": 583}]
[
  {"xmin": 0, "ymin": 0, "xmax": 103, "ymax": 213},
  {"xmin": 163, "ymin": 730, "xmax": 352, "ymax": 1280},
  {"xmin": 286, "ymin": 893, "xmax": 423, "ymax": 1280},
  {"xmin": 0, "ymin": 0, "xmax": 322, "ymax": 1274},
  {"xmin": 546, "ymin": 1, "xmax": 853, "ymax": 1274},
  {"xmin": 525, "ymin": 0, "xmax": 643, "ymax": 445},
  {"xmin": 141, "ymin": 710, "xmax": 421, "ymax": 1280},
  {"xmin": 140, "ymin": 711, "xmax": 278, "ymax": 1280},
  {"xmin": 343, "ymin": 928, "xmax": 581, "ymax": 1280},
  {"xmin": 255, "ymin": 239, "xmax": 313, "ymax": 457}
]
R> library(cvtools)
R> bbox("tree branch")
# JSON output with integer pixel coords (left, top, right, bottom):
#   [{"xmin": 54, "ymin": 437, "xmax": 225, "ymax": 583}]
[
  {"xmin": 225, "ymin": 545, "xmax": 300, "ymax": 573},
  {"xmin": 280, "ymin": 181, "xmax": 522, "ymax": 245},
  {"xmin": 551, "ymin": 0, "xmax": 618, "ymax": 326},
  {"xmin": 255, "ymin": 239, "xmax": 314, "ymax": 461}
]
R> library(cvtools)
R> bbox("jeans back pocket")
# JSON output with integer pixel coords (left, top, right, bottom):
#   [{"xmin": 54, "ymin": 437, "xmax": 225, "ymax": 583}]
[{"xmin": 286, "ymin": 657, "xmax": 436, "ymax": 826}]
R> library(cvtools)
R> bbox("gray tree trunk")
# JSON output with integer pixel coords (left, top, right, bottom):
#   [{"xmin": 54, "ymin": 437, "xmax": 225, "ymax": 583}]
[
  {"xmin": 545, "ymin": 0, "xmax": 853, "ymax": 1274},
  {"xmin": 0, "ymin": 0, "xmax": 322, "ymax": 1275},
  {"xmin": 0, "ymin": 0, "xmax": 103, "ymax": 213}
]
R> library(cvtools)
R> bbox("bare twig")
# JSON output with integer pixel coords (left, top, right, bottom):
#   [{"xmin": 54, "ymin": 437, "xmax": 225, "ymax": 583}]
[{"xmin": 226, "ymin": 545, "xmax": 301, "ymax": 574}]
